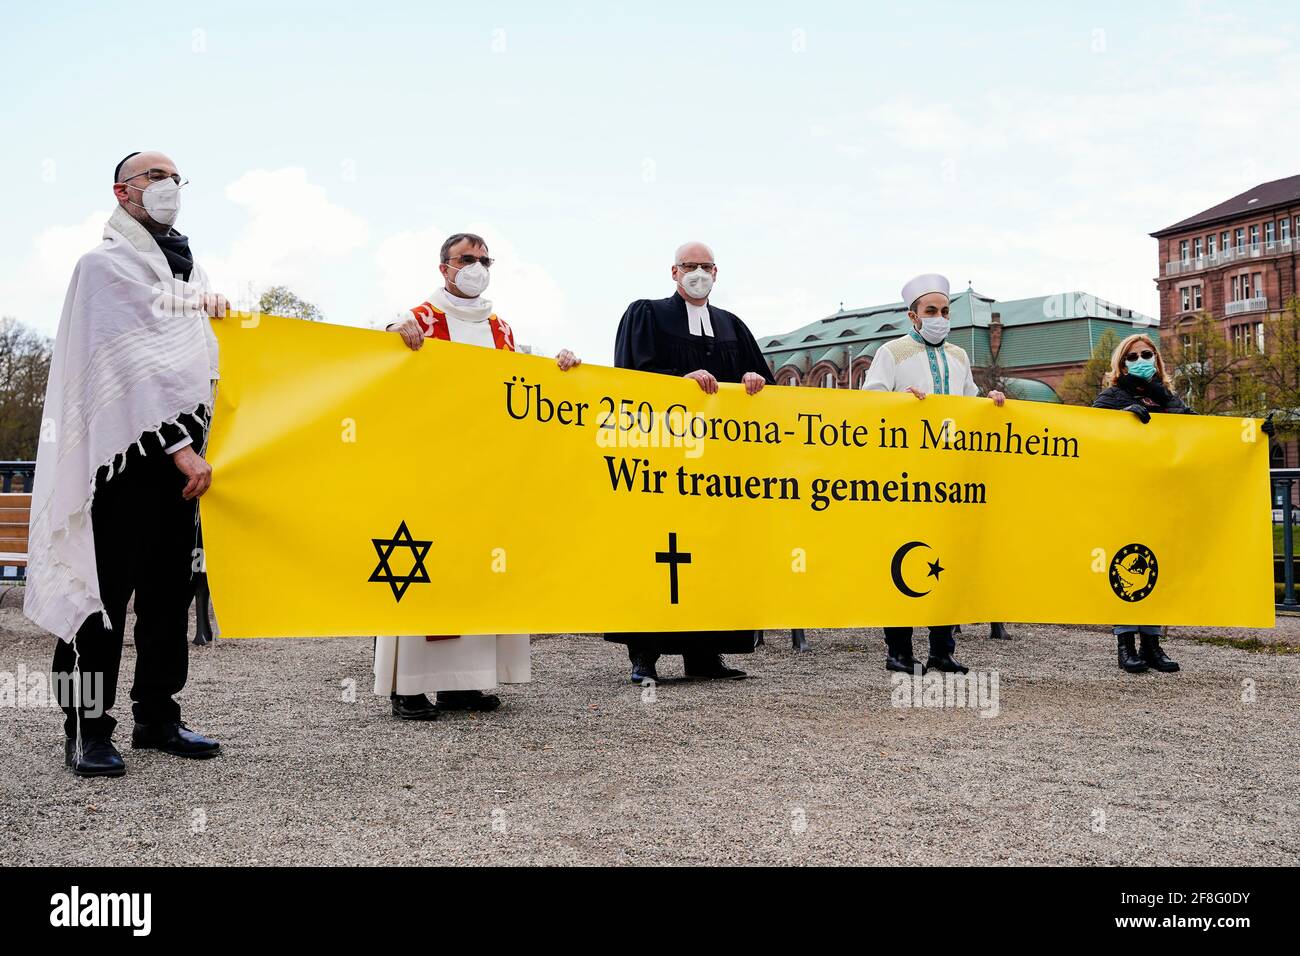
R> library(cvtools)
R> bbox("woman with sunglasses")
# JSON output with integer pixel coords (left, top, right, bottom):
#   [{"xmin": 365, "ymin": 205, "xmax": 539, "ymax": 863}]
[{"xmin": 1092, "ymin": 333, "xmax": 1189, "ymax": 675}]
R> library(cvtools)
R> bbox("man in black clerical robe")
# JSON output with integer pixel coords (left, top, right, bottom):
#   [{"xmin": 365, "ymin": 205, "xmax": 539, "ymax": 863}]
[{"xmin": 605, "ymin": 241, "xmax": 775, "ymax": 684}]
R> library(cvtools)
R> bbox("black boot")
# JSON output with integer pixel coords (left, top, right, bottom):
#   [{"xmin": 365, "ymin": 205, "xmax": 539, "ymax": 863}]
[
  {"xmin": 885, "ymin": 653, "xmax": 923, "ymax": 674},
  {"xmin": 989, "ymin": 622, "xmax": 1012, "ymax": 640},
  {"xmin": 436, "ymin": 690, "xmax": 501, "ymax": 712},
  {"xmin": 1140, "ymin": 633, "xmax": 1180, "ymax": 673},
  {"xmin": 925, "ymin": 653, "xmax": 969, "ymax": 674},
  {"xmin": 682, "ymin": 653, "xmax": 746, "ymax": 680},
  {"xmin": 391, "ymin": 693, "xmax": 439, "ymax": 720},
  {"xmin": 65, "ymin": 737, "xmax": 126, "ymax": 778},
  {"xmin": 630, "ymin": 651, "xmax": 659, "ymax": 684},
  {"xmin": 1117, "ymin": 634, "xmax": 1149, "ymax": 673},
  {"xmin": 131, "ymin": 721, "xmax": 221, "ymax": 758}
]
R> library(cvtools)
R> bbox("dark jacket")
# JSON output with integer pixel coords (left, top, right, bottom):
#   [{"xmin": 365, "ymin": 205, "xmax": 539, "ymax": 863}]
[{"xmin": 1093, "ymin": 374, "xmax": 1194, "ymax": 417}]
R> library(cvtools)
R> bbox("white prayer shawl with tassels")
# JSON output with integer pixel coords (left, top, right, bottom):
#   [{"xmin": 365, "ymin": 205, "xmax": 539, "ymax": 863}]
[{"xmin": 24, "ymin": 206, "xmax": 220, "ymax": 642}]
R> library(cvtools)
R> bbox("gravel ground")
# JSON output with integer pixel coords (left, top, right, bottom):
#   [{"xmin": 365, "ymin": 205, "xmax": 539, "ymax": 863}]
[{"xmin": 2, "ymin": 591, "xmax": 1297, "ymax": 866}]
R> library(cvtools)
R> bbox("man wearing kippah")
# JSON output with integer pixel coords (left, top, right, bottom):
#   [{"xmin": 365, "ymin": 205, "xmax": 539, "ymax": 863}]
[
  {"xmin": 862, "ymin": 273, "xmax": 1007, "ymax": 675},
  {"xmin": 29, "ymin": 150, "xmax": 227, "ymax": 777}
]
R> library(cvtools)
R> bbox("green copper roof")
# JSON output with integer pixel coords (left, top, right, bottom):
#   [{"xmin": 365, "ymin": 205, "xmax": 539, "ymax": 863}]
[
  {"xmin": 813, "ymin": 345, "xmax": 850, "ymax": 368},
  {"xmin": 759, "ymin": 289, "xmax": 1154, "ymax": 373},
  {"xmin": 1002, "ymin": 377, "xmax": 1062, "ymax": 403},
  {"xmin": 995, "ymin": 318, "xmax": 1149, "ymax": 367},
  {"xmin": 773, "ymin": 351, "xmax": 810, "ymax": 374}
]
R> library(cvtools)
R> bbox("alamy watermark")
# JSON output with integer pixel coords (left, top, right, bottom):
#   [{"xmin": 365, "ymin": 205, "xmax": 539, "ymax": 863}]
[
  {"xmin": 890, "ymin": 668, "xmax": 1000, "ymax": 718},
  {"xmin": 0, "ymin": 665, "xmax": 105, "ymax": 717}
]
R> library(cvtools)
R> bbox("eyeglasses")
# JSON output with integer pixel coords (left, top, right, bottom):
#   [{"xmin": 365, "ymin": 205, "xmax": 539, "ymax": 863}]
[
  {"xmin": 1125, "ymin": 350, "xmax": 1156, "ymax": 363},
  {"xmin": 445, "ymin": 254, "xmax": 494, "ymax": 268},
  {"xmin": 121, "ymin": 168, "xmax": 188, "ymax": 187},
  {"xmin": 677, "ymin": 261, "xmax": 716, "ymax": 273}
]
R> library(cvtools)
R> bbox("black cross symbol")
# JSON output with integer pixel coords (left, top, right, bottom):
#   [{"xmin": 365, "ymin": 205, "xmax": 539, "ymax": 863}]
[{"xmin": 655, "ymin": 532, "xmax": 692, "ymax": 605}]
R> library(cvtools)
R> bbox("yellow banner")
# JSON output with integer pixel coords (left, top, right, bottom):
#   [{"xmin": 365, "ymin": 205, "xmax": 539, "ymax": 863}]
[{"xmin": 202, "ymin": 314, "xmax": 1275, "ymax": 637}]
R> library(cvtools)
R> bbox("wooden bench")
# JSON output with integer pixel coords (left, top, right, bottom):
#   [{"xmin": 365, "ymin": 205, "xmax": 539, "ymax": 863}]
[
  {"xmin": 0, "ymin": 492, "xmax": 30, "ymax": 581},
  {"xmin": 0, "ymin": 486, "xmax": 214, "ymax": 643}
]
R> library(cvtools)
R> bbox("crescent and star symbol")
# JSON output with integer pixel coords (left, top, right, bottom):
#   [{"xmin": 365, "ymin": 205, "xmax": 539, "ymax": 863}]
[{"xmin": 890, "ymin": 540, "xmax": 944, "ymax": 598}]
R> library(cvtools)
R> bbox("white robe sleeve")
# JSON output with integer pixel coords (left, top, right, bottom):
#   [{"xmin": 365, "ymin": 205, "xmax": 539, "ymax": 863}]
[
  {"xmin": 962, "ymin": 363, "xmax": 979, "ymax": 397},
  {"xmin": 862, "ymin": 346, "xmax": 895, "ymax": 392}
]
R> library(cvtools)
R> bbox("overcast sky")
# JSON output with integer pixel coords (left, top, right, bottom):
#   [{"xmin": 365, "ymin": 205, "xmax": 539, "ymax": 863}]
[{"xmin": 2, "ymin": 0, "xmax": 1298, "ymax": 361}]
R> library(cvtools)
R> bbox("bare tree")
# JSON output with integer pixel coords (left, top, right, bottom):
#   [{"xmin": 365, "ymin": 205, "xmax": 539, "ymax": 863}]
[
  {"xmin": 973, "ymin": 354, "xmax": 1013, "ymax": 397},
  {"xmin": 1250, "ymin": 297, "xmax": 1300, "ymax": 434},
  {"xmin": 0, "ymin": 317, "xmax": 53, "ymax": 460},
  {"xmin": 1166, "ymin": 312, "xmax": 1263, "ymax": 416}
]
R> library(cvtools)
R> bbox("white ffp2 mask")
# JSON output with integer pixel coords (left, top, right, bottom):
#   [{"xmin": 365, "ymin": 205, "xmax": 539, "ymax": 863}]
[
  {"xmin": 451, "ymin": 262, "xmax": 490, "ymax": 297},
  {"xmin": 135, "ymin": 178, "xmax": 182, "ymax": 226},
  {"xmin": 680, "ymin": 268, "xmax": 714, "ymax": 299}
]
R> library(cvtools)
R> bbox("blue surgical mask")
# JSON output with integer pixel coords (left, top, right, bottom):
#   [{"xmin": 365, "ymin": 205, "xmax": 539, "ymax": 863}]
[{"xmin": 1127, "ymin": 358, "xmax": 1157, "ymax": 381}]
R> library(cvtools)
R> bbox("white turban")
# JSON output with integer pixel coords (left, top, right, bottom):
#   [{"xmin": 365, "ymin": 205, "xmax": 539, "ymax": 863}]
[{"xmin": 901, "ymin": 273, "xmax": 950, "ymax": 309}]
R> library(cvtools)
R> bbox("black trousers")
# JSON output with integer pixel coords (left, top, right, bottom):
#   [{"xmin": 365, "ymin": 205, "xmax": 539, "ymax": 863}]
[
  {"xmin": 52, "ymin": 448, "xmax": 199, "ymax": 739},
  {"xmin": 611, "ymin": 631, "xmax": 761, "ymax": 663},
  {"xmin": 884, "ymin": 625, "xmax": 955, "ymax": 659}
]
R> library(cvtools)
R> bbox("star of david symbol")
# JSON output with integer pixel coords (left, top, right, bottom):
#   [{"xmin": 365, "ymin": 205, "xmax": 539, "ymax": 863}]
[{"xmin": 368, "ymin": 520, "xmax": 432, "ymax": 603}]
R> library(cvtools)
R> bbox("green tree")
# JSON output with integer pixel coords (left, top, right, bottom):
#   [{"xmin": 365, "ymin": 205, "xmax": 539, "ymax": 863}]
[
  {"xmin": 1165, "ymin": 311, "xmax": 1264, "ymax": 416},
  {"xmin": 1058, "ymin": 327, "xmax": 1120, "ymax": 406},
  {"xmin": 0, "ymin": 317, "xmax": 53, "ymax": 460},
  {"xmin": 257, "ymin": 285, "xmax": 324, "ymax": 322}
]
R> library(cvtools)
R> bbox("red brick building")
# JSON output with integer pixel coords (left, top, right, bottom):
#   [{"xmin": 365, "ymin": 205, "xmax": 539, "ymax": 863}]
[
  {"xmin": 1153, "ymin": 176, "xmax": 1300, "ymax": 353},
  {"xmin": 1151, "ymin": 174, "xmax": 1300, "ymax": 468}
]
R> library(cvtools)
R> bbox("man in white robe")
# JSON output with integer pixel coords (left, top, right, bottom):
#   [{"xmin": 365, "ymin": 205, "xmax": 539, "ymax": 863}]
[
  {"xmin": 28, "ymin": 151, "xmax": 227, "ymax": 776},
  {"xmin": 374, "ymin": 232, "xmax": 581, "ymax": 720},
  {"xmin": 862, "ymin": 273, "xmax": 1006, "ymax": 676}
]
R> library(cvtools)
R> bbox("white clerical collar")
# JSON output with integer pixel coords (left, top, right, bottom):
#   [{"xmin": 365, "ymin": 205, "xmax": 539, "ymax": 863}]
[
  {"xmin": 684, "ymin": 300, "xmax": 714, "ymax": 337},
  {"xmin": 432, "ymin": 286, "xmax": 493, "ymax": 324}
]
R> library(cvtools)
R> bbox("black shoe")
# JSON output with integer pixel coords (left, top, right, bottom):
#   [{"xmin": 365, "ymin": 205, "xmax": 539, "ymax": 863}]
[
  {"xmin": 1117, "ymin": 634, "xmax": 1149, "ymax": 673},
  {"xmin": 682, "ymin": 653, "xmax": 746, "ymax": 680},
  {"xmin": 885, "ymin": 653, "xmax": 924, "ymax": 674},
  {"xmin": 926, "ymin": 653, "xmax": 969, "ymax": 674},
  {"xmin": 436, "ymin": 690, "xmax": 501, "ymax": 712},
  {"xmin": 1140, "ymin": 634, "xmax": 1180, "ymax": 673},
  {"xmin": 131, "ymin": 721, "xmax": 221, "ymax": 758},
  {"xmin": 391, "ymin": 693, "xmax": 440, "ymax": 720},
  {"xmin": 65, "ymin": 737, "xmax": 126, "ymax": 778},
  {"xmin": 630, "ymin": 653, "xmax": 660, "ymax": 684},
  {"xmin": 989, "ymin": 622, "xmax": 1013, "ymax": 640}
]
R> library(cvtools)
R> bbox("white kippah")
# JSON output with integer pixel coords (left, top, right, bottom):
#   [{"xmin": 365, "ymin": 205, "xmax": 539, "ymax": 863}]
[{"xmin": 901, "ymin": 273, "xmax": 950, "ymax": 307}]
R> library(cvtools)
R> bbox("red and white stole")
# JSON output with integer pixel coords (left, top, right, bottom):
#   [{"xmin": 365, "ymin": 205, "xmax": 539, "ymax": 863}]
[{"xmin": 408, "ymin": 300, "xmax": 516, "ymax": 352}]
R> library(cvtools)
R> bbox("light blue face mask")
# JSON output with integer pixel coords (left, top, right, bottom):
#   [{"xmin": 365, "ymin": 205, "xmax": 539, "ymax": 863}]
[{"xmin": 1127, "ymin": 357, "xmax": 1157, "ymax": 381}]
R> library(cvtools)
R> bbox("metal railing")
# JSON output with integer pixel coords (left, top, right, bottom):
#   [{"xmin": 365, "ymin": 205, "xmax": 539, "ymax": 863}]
[
  {"xmin": 0, "ymin": 461, "xmax": 34, "ymax": 493},
  {"xmin": 0, "ymin": 461, "xmax": 34, "ymax": 581},
  {"xmin": 1225, "ymin": 295, "xmax": 1270, "ymax": 316},
  {"xmin": 1273, "ymin": 468, "xmax": 1300, "ymax": 609},
  {"xmin": 1165, "ymin": 237, "xmax": 1293, "ymax": 276}
]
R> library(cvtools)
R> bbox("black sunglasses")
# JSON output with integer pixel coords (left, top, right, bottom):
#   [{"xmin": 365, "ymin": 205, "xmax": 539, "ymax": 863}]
[
  {"xmin": 1125, "ymin": 350, "xmax": 1155, "ymax": 363},
  {"xmin": 444, "ymin": 254, "xmax": 493, "ymax": 268}
]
